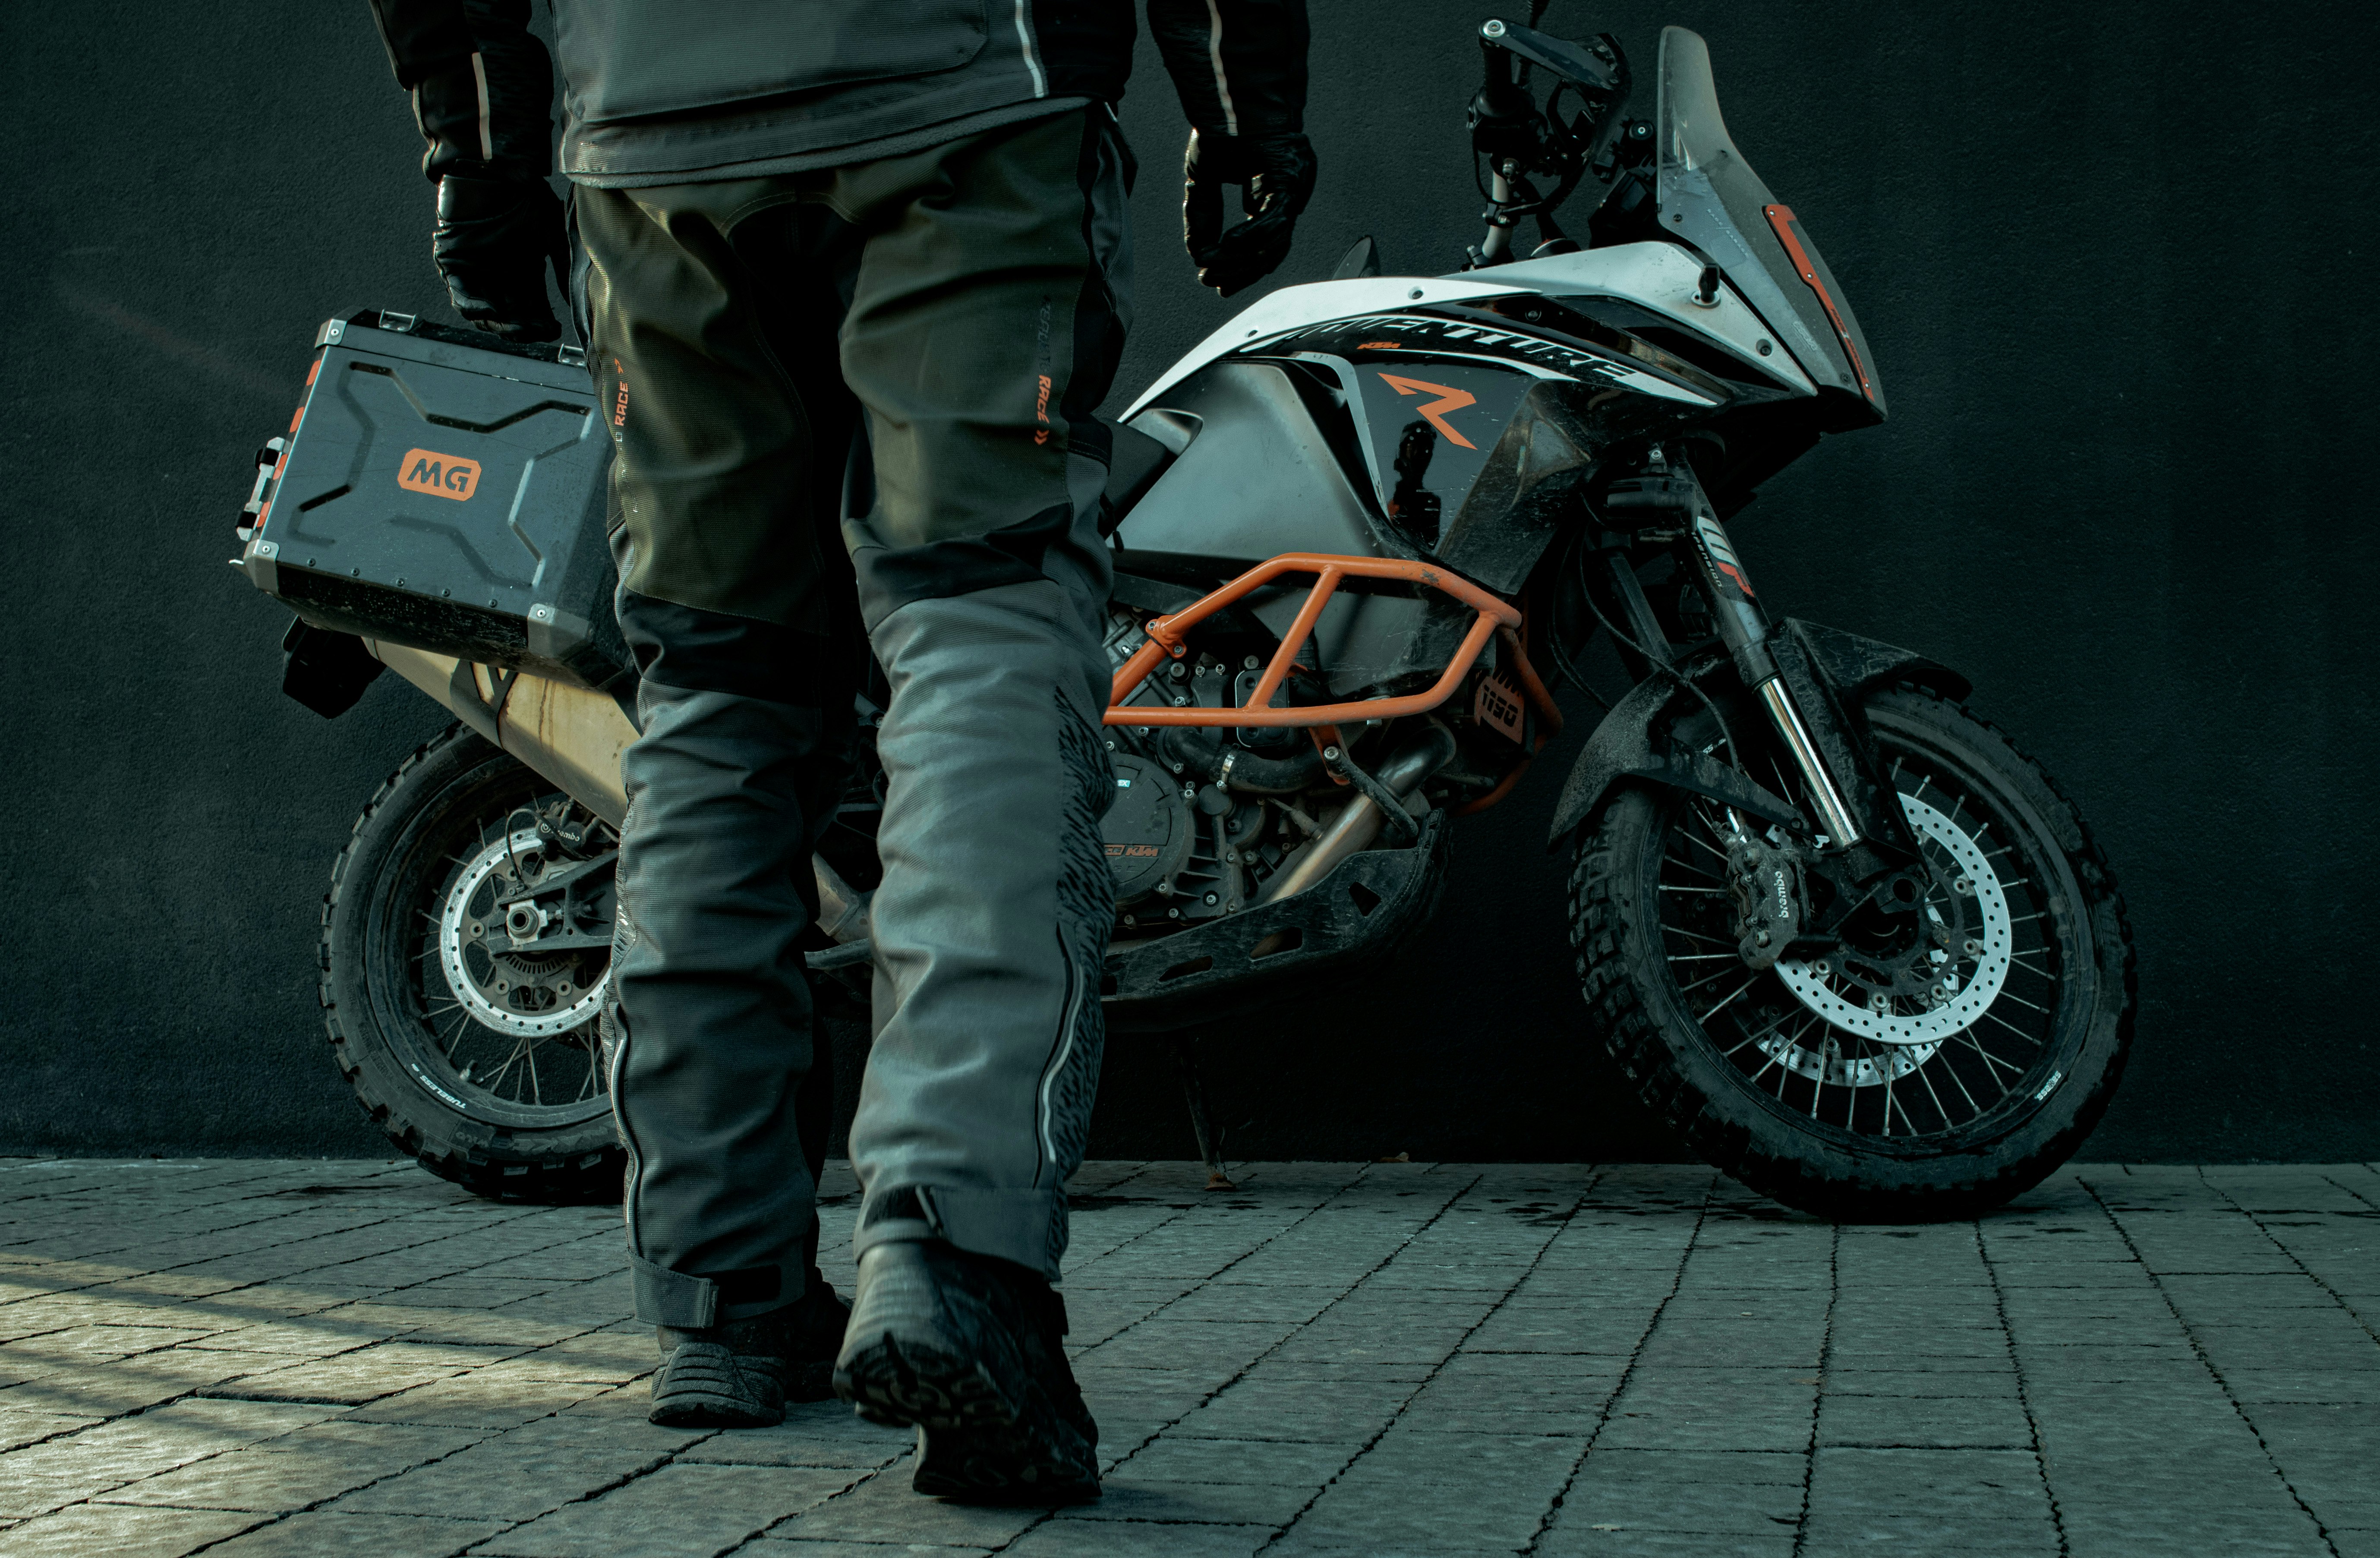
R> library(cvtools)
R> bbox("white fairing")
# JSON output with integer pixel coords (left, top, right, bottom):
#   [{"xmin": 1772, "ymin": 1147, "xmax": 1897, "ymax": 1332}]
[{"xmin": 1122, "ymin": 241, "xmax": 1813, "ymax": 419}]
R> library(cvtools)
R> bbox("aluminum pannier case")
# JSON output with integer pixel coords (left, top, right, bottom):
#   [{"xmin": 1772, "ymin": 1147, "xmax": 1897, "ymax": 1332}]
[{"xmin": 235, "ymin": 308, "xmax": 627, "ymax": 689}]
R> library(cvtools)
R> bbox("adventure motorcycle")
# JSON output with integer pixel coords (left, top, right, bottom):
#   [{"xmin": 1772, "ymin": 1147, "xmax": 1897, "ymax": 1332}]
[{"xmin": 233, "ymin": 20, "xmax": 2133, "ymax": 1219}]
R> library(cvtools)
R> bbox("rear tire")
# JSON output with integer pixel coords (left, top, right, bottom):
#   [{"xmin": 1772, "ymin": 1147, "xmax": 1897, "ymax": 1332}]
[
  {"xmin": 322, "ymin": 724, "xmax": 624, "ymax": 1203},
  {"xmin": 1570, "ymin": 685, "xmax": 2134, "ymax": 1220}
]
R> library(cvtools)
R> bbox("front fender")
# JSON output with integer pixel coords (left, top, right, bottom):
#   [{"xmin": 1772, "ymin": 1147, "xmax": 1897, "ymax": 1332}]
[{"xmin": 1543, "ymin": 619, "xmax": 1970, "ymax": 851}]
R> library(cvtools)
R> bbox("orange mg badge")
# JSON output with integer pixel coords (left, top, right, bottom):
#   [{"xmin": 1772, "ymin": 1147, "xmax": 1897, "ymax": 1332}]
[{"xmin": 397, "ymin": 449, "xmax": 482, "ymax": 502}]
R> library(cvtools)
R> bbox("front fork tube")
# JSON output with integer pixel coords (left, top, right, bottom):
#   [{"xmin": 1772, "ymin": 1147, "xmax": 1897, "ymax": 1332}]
[{"xmin": 1678, "ymin": 500, "xmax": 1866, "ymax": 848}]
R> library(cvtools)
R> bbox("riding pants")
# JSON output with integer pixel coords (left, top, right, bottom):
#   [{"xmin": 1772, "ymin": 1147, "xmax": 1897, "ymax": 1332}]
[{"xmin": 582, "ymin": 106, "xmax": 1129, "ymax": 1326}]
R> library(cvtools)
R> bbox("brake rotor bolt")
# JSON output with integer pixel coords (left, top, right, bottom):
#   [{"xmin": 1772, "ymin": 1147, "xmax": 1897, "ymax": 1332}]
[
  {"xmin": 1964, "ymin": 937, "xmax": 1983, "ymax": 956},
  {"xmin": 1954, "ymin": 875, "xmax": 1974, "ymax": 896}
]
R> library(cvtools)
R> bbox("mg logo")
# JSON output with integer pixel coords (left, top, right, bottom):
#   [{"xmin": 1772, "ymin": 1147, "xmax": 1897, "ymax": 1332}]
[{"xmin": 397, "ymin": 448, "xmax": 481, "ymax": 501}]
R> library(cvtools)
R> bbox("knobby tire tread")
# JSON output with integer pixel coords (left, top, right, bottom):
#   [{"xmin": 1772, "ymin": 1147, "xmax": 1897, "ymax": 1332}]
[
  {"xmin": 319, "ymin": 723, "xmax": 624, "ymax": 1205},
  {"xmin": 1569, "ymin": 683, "xmax": 2136, "ymax": 1221}
]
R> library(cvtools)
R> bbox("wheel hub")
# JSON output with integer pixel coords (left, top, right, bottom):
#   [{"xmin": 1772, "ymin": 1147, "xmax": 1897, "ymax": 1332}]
[
  {"xmin": 1769, "ymin": 791, "xmax": 2014, "ymax": 1048},
  {"xmin": 438, "ymin": 829, "xmax": 610, "ymax": 1039}
]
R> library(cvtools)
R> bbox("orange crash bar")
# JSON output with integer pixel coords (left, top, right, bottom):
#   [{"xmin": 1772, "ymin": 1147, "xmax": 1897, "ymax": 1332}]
[{"xmin": 1106, "ymin": 552, "xmax": 1524, "ymax": 729}]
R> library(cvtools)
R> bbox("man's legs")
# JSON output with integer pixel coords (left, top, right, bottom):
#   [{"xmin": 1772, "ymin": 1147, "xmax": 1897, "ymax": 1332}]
[
  {"xmin": 579, "ymin": 182, "xmax": 864, "ymax": 1425},
  {"xmin": 821, "ymin": 107, "xmax": 1133, "ymax": 1498}
]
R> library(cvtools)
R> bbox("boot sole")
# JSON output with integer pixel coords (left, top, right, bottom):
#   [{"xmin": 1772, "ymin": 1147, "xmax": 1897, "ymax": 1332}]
[
  {"xmin": 836, "ymin": 1333, "xmax": 1098, "ymax": 1504},
  {"xmin": 650, "ymin": 1347, "xmax": 834, "ymax": 1428},
  {"xmin": 834, "ymin": 1332, "xmax": 1020, "ymax": 1434}
]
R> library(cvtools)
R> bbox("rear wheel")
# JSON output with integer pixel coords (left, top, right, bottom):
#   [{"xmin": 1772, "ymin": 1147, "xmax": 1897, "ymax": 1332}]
[
  {"xmin": 322, "ymin": 724, "xmax": 623, "ymax": 1202},
  {"xmin": 1570, "ymin": 685, "xmax": 2134, "ymax": 1220}
]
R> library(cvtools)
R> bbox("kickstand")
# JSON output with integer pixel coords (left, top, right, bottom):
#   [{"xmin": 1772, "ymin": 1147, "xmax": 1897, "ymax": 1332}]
[{"xmin": 1169, "ymin": 1034, "xmax": 1236, "ymax": 1192}]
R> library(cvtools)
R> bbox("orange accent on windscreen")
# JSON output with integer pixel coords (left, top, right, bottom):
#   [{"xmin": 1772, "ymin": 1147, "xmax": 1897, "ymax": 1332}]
[
  {"xmin": 1762, "ymin": 204, "xmax": 1876, "ymax": 407},
  {"xmin": 397, "ymin": 448, "xmax": 483, "ymax": 502},
  {"xmin": 1375, "ymin": 373, "xmax": 1479, "ymax": 449}
]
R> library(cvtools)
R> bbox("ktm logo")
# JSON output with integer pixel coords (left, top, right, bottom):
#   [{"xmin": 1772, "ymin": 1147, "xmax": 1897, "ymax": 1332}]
[
  {"xmin": 1377, "ymin": 374, "xmax": 1478, "ymax": 449},
  {"xmin": 398, "ymin": 448, "xmax": 481, "ymax": 501}
]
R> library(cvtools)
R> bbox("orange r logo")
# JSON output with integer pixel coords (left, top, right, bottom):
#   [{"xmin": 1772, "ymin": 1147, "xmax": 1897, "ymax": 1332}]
[{"xmin": 1376, "ymin": 374, "xmax": 1478, "ymax": 449}]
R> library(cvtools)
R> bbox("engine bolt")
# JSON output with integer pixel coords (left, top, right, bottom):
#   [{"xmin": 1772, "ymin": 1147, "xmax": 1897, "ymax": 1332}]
[
  {"xmin": 1243, "ymin": 656, "xmax": 1261, "ymax": 670},
  {"xmin": 1204, "ymin": 892, "xmax": 1219, "ymax": 905},
  {"xmin": 1323, "ymin": 745, "xmax": 1342, "ymax": 761}
]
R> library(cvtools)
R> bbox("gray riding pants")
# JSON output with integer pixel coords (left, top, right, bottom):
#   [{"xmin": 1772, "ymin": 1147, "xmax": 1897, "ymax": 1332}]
[{"xmin": 581, "ymin": 107, "xmax": 1128, "ymax": 1327}]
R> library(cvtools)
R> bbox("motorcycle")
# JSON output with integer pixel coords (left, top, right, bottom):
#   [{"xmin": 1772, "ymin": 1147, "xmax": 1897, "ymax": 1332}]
[{"xmin": 234, "ymin": 19, "xmax": 2133, "ymax": 1219}]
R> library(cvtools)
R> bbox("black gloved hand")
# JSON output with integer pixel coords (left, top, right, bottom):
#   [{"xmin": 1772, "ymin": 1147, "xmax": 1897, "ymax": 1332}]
[
  {"xmin": 1182, "ymin": 129, "xmax": 1317, "ymax": 297},
  {"xmin": 432, "ymin": 174, "xmax": 568, "ymax": 343}
]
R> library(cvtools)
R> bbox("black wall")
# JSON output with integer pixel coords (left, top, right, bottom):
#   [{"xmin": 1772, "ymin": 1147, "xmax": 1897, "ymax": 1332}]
[{"xmin": 3, "ymin": 1, "xmax": 2373, "ymax": 1163}]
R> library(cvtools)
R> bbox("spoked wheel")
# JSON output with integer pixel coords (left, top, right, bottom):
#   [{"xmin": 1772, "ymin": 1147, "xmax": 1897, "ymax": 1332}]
[
  {"xmin": 1571, "ymin": 685, "xmax": 2134, "ymax": 1220},
  {"xmin": 322, "ymin": 724, "xmax": 624, "ymax": 1202}
]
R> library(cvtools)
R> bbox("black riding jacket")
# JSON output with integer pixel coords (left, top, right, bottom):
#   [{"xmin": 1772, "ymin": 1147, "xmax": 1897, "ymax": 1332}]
[{"xmin": 368, "ymin": 0, "xmax": 1308, "ymax": 187}]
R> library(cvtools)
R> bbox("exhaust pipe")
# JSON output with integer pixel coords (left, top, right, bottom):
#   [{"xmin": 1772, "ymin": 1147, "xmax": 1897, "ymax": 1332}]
[
  {"xmin": 365, "ymin": 640, "xmax": 636, "ymax": 825},
  {"xmin": 364, "ymin": 640, "xmax": 874, "ymax": 944},
  {"xmin": 1261, "ymin": 724, "xmax": 1456, "ymax": 903}
]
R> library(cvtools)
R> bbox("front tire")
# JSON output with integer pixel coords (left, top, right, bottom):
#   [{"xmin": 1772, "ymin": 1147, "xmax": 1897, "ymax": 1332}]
[
  {"xmin": 1570, "ymin": 685, "xmax": 2134, "ymax": 1220},
  {"xmin": 322, "ymin": 724, "xmax": 624, "ymax": 1202}
]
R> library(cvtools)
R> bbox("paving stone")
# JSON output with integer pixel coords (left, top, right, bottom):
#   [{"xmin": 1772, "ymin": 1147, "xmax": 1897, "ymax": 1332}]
[
  {"xmin": 0, "ymin": 1440, "xmax": 174, "ymax": 1516},
  {"xmin": 760, "ymin": 1463, "xmax": 1048, "ymax": 1547},
  {"xmin": 475, "ymin": 1462, "xmax": 855, "ymax": 1556},
  {"xmin": 1057, "ymin": 1475, "xmax": 1316, "ymax": 1524},
  {"xmin": 739, "ymin": 1544, "xmax": 994, "ymax": 1558},
  {"xmin": 224, "ymin": 1341, "xmax": 520, "ymax": 1405},
  {"xmin": 1285, "ymin": 1427, "xmax": 1576, "ymax": 1551},
  {"xmin": 669, "ymin": 1400, "xmax": 911, "ymax": 1470},
  {"xmin": 1003, "ymin": 1519, "xmax": 1273, "ymax": 1557},
  {"xmin": 103, "ymin": 1422, "xmax": 482, "ymax": 1511},
  {"xmin": 327, "ymin": 1418, "xmax": 695, "ymax": 1521},
  {"xmin": 1592, "ymin": 1370, "xmax": 1818, "ymax": 1452},
  {"xmin": 1817, "ymin": 1390, "xmax": 2033, "ymax": 1448},
  {"xmin": 0, "ymin": 1410, "xmax": 101, "ymax": 1453},
  {"xmin": 504, "ymin": 1329, "xmax": 658, "ymax": 1384},
  {"xmin": 200, "ymin": 1509, "xmax": 513, "ymax": 1556},
  {"xmin": 1553, "ymin": 1471, "xmax": 1804, "ymax": 1535},
  {"xmin": 0, "ymin": 1348, "xmax": 294, "ymax": 1414},
  {"xmin": 1169, "ymin": 1379, "xmax": 1410, "ymax": 1443},
  {"xmin": 344, "ymin": 1366, "xmax": 613, "ymax": 1428},
  {"xmin": 1537, "ymin": 1526, "xmax": 1794, "ymax": 1558},
  {"xmin": 1113, "ymin": 1433, "xmax": 1354, "ymax": 1486},
  {"xmin": 0, "ymin": 1500, "xmax": 261, "ymax": 1557},
  {"xmin": 3, "ymin": 1159, "xmax": 2375, "ymax": 1554}
]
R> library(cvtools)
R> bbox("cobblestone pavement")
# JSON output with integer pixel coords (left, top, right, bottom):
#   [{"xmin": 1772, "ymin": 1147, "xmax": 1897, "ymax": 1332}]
[{"xmin": 0, "ymin": 1159, "xmax": 2373, "ymax": 1558}]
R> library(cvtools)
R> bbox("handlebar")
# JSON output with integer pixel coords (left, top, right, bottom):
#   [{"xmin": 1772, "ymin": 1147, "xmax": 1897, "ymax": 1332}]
[{"xmin": 1466, "ymin": 17, "xmax": 1633, "ymax": 268}]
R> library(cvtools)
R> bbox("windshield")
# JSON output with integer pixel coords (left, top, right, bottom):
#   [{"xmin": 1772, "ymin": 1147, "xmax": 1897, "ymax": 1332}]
[{"xmin": 1655, "ymin": 27, "xmax": 1884, "ymax": 417}]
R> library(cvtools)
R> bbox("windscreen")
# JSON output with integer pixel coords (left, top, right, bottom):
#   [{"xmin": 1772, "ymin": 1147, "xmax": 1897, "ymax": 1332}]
[{"xmin": 1655, "ymin": 27, "xmax": 1884, "ymax": 417}]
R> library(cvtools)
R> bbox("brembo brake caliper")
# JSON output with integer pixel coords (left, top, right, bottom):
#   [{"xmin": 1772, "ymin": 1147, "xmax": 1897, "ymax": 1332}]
[{"xmin": 1725, "ymin": 825, "xmax": 1804, "ymax": 971}]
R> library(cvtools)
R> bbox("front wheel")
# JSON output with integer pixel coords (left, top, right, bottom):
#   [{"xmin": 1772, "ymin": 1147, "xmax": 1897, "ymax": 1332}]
[
  {"xmin": 1570, "ymin": 685, "xmax": 2134, "ymax": 1220},
  {"xmin": 322, "ymin": 724, "xmax": 624, "ymax": 1202}
]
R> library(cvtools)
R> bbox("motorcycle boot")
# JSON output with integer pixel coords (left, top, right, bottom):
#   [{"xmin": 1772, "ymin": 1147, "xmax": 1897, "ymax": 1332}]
[
  {"xmin": 650, "ymin": 1269, "xmax": 853, "ymax": 1428},
  {"xmin": 835, "ymin": 1235, "xmax": 1098, "ymax": 1502}
]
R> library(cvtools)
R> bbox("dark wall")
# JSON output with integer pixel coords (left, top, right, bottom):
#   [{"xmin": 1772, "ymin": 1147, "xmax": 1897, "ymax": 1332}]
[{"xmin": 3, "ymin": 1, "xmax": 2373, "ymax": 1163}]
